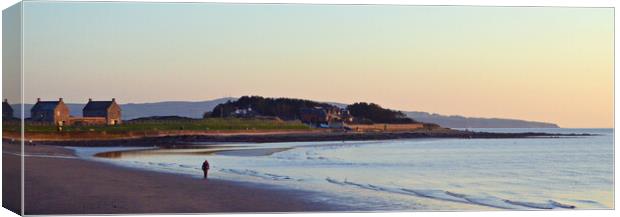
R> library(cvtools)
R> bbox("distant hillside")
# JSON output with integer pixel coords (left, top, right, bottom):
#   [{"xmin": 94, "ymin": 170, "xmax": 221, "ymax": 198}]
[
  {"xmin": 11, "ymin": 97, "xmax": 558, "ymax": 128},
  {"xmin": 405, "ymin": 111, "xmax": 559, "ymax": 128},
  {"xmin": 327, "ymin": 102, "xmax": 558, "ymax": 128},
  {"xmin": 347, "ymin": 102, "xmax": 416, "ymax": 124},
  {"xmin": 118, "ymin": 98, "xmax": 235, "ymax": 120}
]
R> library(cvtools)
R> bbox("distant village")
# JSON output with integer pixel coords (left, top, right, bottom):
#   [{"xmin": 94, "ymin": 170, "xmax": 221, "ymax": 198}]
[
  {"xmin": 2, "ymin": 98, "xmax": 357, "ymax": 129},
  {"xmin": 0, "ymin": 96, "xmax": 560, "ymax": 132},
  {"xmin": 3, "ymin": 98, "xmax": 122, "ymax": 126}
]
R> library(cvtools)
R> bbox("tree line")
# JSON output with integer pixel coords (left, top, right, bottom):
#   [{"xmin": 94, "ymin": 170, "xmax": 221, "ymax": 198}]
[
  {"xmin": 346, "ymin": 102, "xmax": 417, "ymax": 124},
  {"xmin": 207, "ymin": 96, "xmax": 419, "ymax": 124},
  {"xmin": 207, "ymin": 96, "xmax": 337, "ymax": 120}
]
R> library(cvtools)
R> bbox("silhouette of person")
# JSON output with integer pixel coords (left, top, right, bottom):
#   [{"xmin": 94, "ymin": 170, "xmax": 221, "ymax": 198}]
[{"xmin": 201, "ymin": 160, "xmax": 210, "ymax": 180}]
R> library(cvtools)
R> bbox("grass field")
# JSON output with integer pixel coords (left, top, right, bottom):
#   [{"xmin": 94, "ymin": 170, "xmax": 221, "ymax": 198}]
[
  {"xmin": 348, "ymin": 123, "xmax": 425, "ymax": 132},
  {"xmin": 3, "ymin": 118, "xmax": 311, "ymax": 133}
]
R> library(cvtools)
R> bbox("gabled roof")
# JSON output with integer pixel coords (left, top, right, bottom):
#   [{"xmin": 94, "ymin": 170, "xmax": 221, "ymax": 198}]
[
  {"xmin": 83, "ymin": 101, "xmax": 114, "ymax": 112},
  {"xmin": 31, "ymin": 101, "xmax": 61, "ymax": 112},
  {"xmin": 3, "ymin": 101, "xmax": 13, "ymax": 112}
]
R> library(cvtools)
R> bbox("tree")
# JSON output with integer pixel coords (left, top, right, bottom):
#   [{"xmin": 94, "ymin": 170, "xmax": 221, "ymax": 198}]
[
  {"xmin": 209, "ymin": 96, "xmax": 337, "ymax": 120},
  {"xmin": 346, "ymin": 102, "xmax": 417, "ymax": 124}
]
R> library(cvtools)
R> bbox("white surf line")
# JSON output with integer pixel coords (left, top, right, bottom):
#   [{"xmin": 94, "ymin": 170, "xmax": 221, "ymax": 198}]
[
  {"xmin": 3, "ymin": 151, "xmax": 78, "ymax": 159},
  {"xmin": 324, "ymin": 177, "xmax": 575, "ymax": 210},
  {"xmin": 325, "ymin": 177, "xmax": 506, "ymax": 209},
  {"xmin": 219, "ymin": 168, "xmax": 301, "ymax": 181}
]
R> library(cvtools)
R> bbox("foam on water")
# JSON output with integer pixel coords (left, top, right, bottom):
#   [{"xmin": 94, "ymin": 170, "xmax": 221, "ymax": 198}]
[
  {"xmin": 325, "ymin": 177, "xmax": 576, "ymax": 210},
  {"xmin": 219, "ymin": 168, "xmax": 301, "ymax": 181}
]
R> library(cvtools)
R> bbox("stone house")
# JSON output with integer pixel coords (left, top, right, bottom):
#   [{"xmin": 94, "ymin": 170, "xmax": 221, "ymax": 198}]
[
  {"xmin": 82, "ymin": 98, "xmax": 122, "ymax": 125},
  {"xmin": 3, "ymin": 99, "xmax": 14, "ymax": 119},
  {"xmin": 30, "ymin": 98, "xmax": 70, "ymax": 126}
]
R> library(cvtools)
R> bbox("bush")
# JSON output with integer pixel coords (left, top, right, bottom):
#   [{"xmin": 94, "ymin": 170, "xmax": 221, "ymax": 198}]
[{"xmin": 346, "ymin": 102, "xmax": 417, "ymax": 124}]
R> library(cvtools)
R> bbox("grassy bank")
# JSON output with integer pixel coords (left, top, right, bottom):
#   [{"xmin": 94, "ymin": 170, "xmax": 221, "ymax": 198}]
[
  {"xmin": 3, "ymin": 118, "xmax": 311, "ymax": 133},
  {"xmin": 348, "ymin": 123, "xmax": 425, "ymax": 132}
]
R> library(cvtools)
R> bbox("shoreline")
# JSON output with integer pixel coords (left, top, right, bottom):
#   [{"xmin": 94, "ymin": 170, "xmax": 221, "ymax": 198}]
[
  {"xmin": 19, "ymin": 128, "xmax": 595, "ymax": 147},
  {"xmin": 3, "ymin": 129, "xmax": 611, "ymax": 214},
  {"xmin": 2, "ymin": 142, "xmax": 351, "ymax": 214}
]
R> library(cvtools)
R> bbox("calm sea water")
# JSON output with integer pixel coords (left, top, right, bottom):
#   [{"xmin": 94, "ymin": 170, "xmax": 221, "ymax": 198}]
[{"xmin": 73, "ymin": 128, "xmax": 614, "ymax": 211}]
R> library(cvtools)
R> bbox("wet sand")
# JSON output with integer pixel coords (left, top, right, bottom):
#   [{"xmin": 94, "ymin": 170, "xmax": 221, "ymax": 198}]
[{"xmin": 2, "ymin": 142, "xmax": 346, "ymax": 215}]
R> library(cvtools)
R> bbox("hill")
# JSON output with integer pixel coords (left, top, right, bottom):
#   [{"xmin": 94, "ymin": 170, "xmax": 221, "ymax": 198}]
[
  {"xmin": 405, "ymin": 111, "xmax": 559, "ymax": 128},
  {"xmin": 208, "ymin": 96, "xmax": 336, "ymax": 120},
  {"xmin": 347, "ymin": 102, "xmax": 416, "ymax": 124}
]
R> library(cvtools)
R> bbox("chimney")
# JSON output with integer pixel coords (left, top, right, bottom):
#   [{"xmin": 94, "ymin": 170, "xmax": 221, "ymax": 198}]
[
  {"xmin": 59, "ymin": 98, "xmax": 63, "ymax": 102},
  {"xmin": 112, "ymin": 98, "xmax": 116, "ymax": 102},
  {"xmin": 37, "ymin": 98, "xmax": 40, "ymax": 102},
  {"xmin": 89, "ymin": 98, "xmax": 92, "ymax": 102}
]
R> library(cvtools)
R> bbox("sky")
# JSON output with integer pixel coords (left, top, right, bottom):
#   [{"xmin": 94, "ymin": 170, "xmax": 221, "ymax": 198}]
[{"xmin": 5, "ymin": 2, "xmax": 614, "ymax": 128}]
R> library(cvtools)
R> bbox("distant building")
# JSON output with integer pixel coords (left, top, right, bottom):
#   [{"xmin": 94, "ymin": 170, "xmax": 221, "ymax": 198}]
[
  {"xmin": 31, "ymin": 98, "xmax": 70, "ymax": 126},
  {"xmin": 299, "ymin": 107, "xmax": 329, "ymax": 125},
  {"xmin": 340, "ymin": 109, "xmax": 353, "ymax": 123},
  {"xmin": 300, "ymin": 107, "xmax": 352, "ymax": 129},
  {"xmin": 231, "ymin": 107, "xmax": 258, "ymax": 118},
  {"xmin": 3, "ymin": 99, "xmax": 14, "ymax": 119},
  {"xmin": 328, "ymin": 118, "xmax": 345, "ymax": 129},
  {"xmin": 82, "ymin": 98, "xmax": 122, "ymax": 125}
]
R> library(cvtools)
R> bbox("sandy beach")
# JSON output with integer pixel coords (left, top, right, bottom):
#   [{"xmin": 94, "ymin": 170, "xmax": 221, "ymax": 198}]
[{"xmin": 2, "ymin": 142, "xmax": 346, "ymax": 215}]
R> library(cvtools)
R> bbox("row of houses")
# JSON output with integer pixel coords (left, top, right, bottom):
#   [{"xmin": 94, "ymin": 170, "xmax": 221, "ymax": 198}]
[
  {"xmin": 228, "ymin": 105, "xmax": 354, "ymax": 129},
  {"xmin": 3, "ymin": 98, "xmax": 122, "ymax": 126}
]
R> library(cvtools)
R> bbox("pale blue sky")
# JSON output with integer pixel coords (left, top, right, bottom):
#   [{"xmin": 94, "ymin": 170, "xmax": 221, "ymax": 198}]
[{"xmin": 11, "ymin": 2, "xmax": 614, "ymax": 127}]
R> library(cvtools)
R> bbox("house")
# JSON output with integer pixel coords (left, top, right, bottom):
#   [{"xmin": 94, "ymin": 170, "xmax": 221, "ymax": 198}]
[
  {"xmin": 231, "ymin": 107, "xmax": 258, "ymax": 118},
  {"xmin": 300, "ymin": 106, "xmax": 352, "ymax": 129},
  {"xmin": 328, "ymin": 117, "xmax": 345, "ymax": 129},
  {"xmin": 339, "ymin": 109, "xmax": 353, "ymax": 123},
  {"xmin": 82, "ymin": 98, "xmax": 122, "ymax": 125},
  {"xmin": 30, "ymin": 98, "xmax": 70, "ymax": 126},
  {"xmin": 3, "ymin": 99, "xmax": 14, "ymax": 119},
  {"xmin": 299, "ymin": 107, "xmax": 329, "ymax": 125}
]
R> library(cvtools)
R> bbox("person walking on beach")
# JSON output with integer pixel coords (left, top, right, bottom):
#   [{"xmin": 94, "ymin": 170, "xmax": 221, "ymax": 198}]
[{"xmin": 202, "ymin": 160, "xmax": 210, "ymax": 180}]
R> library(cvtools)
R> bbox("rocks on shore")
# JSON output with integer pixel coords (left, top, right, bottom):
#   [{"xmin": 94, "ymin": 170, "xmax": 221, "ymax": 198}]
[{"xmin": 30, "ymin": 129, "xmax": 594, "ymax": 147}]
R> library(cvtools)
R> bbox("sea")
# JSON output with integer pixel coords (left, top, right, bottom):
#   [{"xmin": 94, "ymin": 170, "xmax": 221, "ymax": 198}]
[{"xmin": 71, "ymin": 128, "xmax": 614, "ymax": 211}]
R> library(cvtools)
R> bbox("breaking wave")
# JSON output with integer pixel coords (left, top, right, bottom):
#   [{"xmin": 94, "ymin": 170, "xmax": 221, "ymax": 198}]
[
  {"xmin": 325, "ymin": 177, "xmax": 576, "ymax": 210},
  {"xmin": 220, "ymin": 168, "xmax": 301, "ymax": 181}
]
